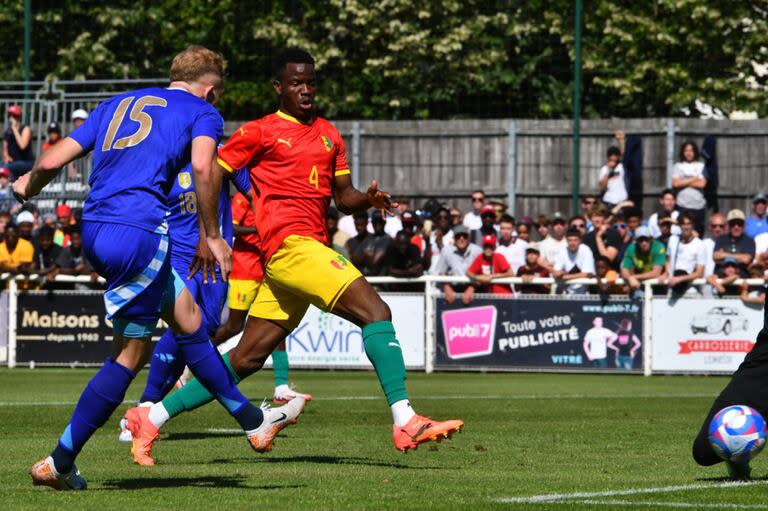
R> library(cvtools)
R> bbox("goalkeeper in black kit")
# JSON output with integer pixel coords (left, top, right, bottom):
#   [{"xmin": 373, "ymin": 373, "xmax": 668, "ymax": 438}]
[{"xmin": 692, "ymin": 287, "xmax": 768, "ymax": 480}]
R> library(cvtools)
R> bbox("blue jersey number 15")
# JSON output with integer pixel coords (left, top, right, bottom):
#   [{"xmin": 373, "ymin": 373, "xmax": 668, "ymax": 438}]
[{"xmin": 101, "ymin": 96, "xmax": 168, "ymax": 151}]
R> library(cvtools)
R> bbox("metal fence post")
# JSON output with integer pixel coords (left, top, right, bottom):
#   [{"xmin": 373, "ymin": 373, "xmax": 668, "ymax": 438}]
[
  {"xmin": 352, "ymin": 121, "xmax": 361, "ymax": 191},
  {"xmin": 642, "ymin": 281, "xmax": 653, "ymax": 376},
  {"xmin": 506, "ymin": 120, "xmax": 517, "ymax": 216},
  {"xmin": 8, "ymin": 279, "xmax": 17, "ymax": 368},
  {"xmin": 424, "ymin": 277, "xmax": 436, "ymax": 374},
  {"xmin": 666, "ymin": 119, "xmax": 675, "ymax": 188}
]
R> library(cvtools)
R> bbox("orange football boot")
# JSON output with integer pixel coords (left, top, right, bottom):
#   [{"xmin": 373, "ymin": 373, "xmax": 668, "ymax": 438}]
[
  {"xmin": 392, "ymin": 415, "xmax": 464, "ymax": 452},
  {"xmin": 125, "ymin": 406, "xmax": 160, "ymax": 466},
  {"xmin": 248, "ymin": 396, "xmax": 306, "ymax": 453},
  {"xmin": 30, "ymin": 456, "xmax": 87, "ymax": 490}
]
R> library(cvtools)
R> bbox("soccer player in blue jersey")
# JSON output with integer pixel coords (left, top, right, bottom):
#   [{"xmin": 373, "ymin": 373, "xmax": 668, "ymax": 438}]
[
  {"xmin": 14, "ymin": 46, "xmax": 305, "ymax": 491},
  {"xmin": 116, "ymin": 162, "xmax": 251, "ymax": 450}
]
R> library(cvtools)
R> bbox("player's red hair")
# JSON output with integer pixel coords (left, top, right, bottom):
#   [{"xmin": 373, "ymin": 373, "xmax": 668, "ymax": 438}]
[{"xmin": 170, "ymin": 45, "xmax": 226, "ymax": 83}]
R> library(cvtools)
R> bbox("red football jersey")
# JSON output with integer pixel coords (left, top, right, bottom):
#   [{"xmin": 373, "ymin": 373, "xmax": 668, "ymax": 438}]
[
  {"xmin": 230, "ymin": 192, "xmax": 264, "ymax": 281},
  {"xmin": 468, "ymin": 253, "xmax": 513, "ymax": 294},
  {"xmin": 217, "ymin": 111, "xmax": 350, "ymax": 261}
]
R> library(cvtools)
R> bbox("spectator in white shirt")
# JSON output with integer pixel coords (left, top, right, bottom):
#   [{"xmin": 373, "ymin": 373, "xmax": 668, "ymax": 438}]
[
  {"xmin": 428, "ymin": 207, "xmax": 454, "ymax": 273},
  {"xmin": 755, "ymin": 230, "xmax": 768, "ymax": 270},
  {"xmin": 496, "ymin": 215, "xmax": 527, "ymax": 274},
  {"xmin": 552, "ymin": 227, "xmax": 595, "ymax": 295},
  {"xmin": 659, "ymin": 212, "xmax": 705, "ymax": 296},
  {"xmin": 703, "ymin": 212, "xmax": 726, "ymax": 277},
  {"xmin": 648, "ymin": 188, "xmax": 681, "ymax": 239},
  {"xmin": 432, "ymin": 225, "xmax": 481, "ymax": 304},
  {"xmin": 598, "ymin": 145, "xmax": 627, "ymax": 209},
  {"xmin": 463, "ymin": 190, "xmax": 485, "ymax": 231},
  {"xmin": 672, "ymin": 140, "xmax": 708, "ymax": 235},
  {"xmin": 539, "ymin": 215, "xmax": 567, "ymax": 270}
]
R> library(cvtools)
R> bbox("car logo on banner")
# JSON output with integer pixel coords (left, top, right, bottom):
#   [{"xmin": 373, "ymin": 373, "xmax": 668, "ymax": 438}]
[{"xmin": 441, "ymin": 305, "xmax": 497, "ymax": 359}]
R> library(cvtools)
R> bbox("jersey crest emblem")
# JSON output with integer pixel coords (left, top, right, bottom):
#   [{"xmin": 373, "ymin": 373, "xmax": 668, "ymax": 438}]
[
  {"xmin": 321, "ymin": 135, "xmax": 333, "ymax": 152},
  {"xmin": 177, "ymin": 172, "xmax": 192, "ymax": 190},
  {"xmin": 330, "ymin": 254, "xmax": 348, "ymax": 270}
]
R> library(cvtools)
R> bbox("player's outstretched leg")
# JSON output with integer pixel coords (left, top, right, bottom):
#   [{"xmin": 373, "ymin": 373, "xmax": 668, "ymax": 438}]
[
  {"xmin": 692, "ymin": 326, "xmax": 768, "ymax": 480},
  {"xmin": 332, "ymin": 277, "xmax": 464, "ymax": 452},
  {"xmin": 125, "ymin": 288, "xmax": 304, "ymax": 465},
  {"xmin": 272, "ymin": 341, "xmax": 312, "ymax": 403}
]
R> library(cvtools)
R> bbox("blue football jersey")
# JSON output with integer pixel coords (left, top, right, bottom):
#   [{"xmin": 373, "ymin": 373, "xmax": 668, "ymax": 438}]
[
  {"xmin": 167, "ymin": 166, "xmax": 251, "ymax": 257},
  {"xmin": 70, "ymin": 87, "xmax": 223, "ymax": 233}
]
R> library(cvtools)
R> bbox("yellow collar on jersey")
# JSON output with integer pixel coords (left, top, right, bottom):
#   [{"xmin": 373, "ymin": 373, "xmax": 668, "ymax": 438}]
[{"xmin": 276, "ymin": 110, "xmax": 313, "ymax": 125}]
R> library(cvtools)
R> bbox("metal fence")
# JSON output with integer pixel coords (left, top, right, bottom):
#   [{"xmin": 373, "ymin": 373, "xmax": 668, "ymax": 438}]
[{"xmin": 2, "ymin": 80, "xmax": 768, "ymax": 217}]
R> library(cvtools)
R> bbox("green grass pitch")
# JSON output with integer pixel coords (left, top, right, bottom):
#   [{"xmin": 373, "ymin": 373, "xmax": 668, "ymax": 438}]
[{"xmin": 1, "ymin": 368, "xmax": 767, "ymax": 510}]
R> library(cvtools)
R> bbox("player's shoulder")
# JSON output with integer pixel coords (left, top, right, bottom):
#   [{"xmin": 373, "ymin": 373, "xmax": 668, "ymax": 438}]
[{"xmin": 315, "ymin": 116, "xmax": 343, "ymax": 137}]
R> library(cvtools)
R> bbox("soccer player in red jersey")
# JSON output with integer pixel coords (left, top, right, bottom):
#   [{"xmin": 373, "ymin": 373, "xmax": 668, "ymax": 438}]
[
  {"xmin": 212, "ymin": 191, "xmax": 312, "ymax": 403},
  {"xmin": 129, "ymin": 48, "xmax": 462, "ymax": 462}
]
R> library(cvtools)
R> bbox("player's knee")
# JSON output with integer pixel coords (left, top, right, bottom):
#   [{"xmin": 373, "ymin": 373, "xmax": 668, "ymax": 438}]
[
  {"xmin": 175, "ymin": 304, "xmax": 202, "ymax": 335},
  {"xmin": 365, "ymin": 298, "xmax": 391, "ymax": 324},
  {"xmin": 230, "ymin": 349, "xmax": 266, "ymax": 377}
]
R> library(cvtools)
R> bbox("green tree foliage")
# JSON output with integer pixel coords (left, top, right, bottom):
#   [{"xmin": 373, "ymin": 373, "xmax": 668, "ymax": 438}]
[{"xmin": 0, "ymin": 1, "xmax": 766, "ymax": 119}]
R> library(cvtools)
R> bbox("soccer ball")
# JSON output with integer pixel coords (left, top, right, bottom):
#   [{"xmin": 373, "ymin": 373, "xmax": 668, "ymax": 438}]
[{"xmin": 708, "ymin": 405, "xmax": 767, "ymax": 463}]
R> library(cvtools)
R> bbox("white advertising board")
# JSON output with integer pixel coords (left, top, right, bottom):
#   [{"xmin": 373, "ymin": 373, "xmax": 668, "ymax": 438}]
[
  {"xmin": 651, "ymin": 298, "xmax": 764, "ymax": 373},
  {"xmin": 219, "ymin": 294, "xmax": 425, "ymax": 369}
]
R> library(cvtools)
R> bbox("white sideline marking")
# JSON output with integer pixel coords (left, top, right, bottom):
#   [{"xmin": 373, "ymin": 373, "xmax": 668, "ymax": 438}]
[
  {"xmin": 568, "ymin": 500, "xmax": 768, "ymax": 509},
  {"xmin": 498, "ymin": 480, "xmax": 768, "ymax": 504},
  {"xmin": 0, "ymin": 392, "xmax": 714, "ymax": 407}
]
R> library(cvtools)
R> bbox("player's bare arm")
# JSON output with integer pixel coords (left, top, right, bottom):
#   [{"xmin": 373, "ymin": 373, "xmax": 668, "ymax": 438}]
[
  {"xmin": 13, "ymin": 137, "xmax": 85, "ymax": 201},
  {"xmin": 333, "ymin": 174, "xmax": 397, "ymax": 217},
  {"xmin": 191, "ymin": 136, "xmax": 231, "ymax": 280}
]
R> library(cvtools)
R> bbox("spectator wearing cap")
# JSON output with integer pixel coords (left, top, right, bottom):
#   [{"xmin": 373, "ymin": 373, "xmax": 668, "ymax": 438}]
[
  {"xmin": 552, "ymin": 226, "xmax": 595, "ymax": 295},
  {"xmin": 707, "ymin": 258, "xmax": 742, "ymax": 296},
  {"xmin": 746, "ymin": 193, "xmax": 768, "ymax": 239},
  {"xmin": 42, "ymin": 122, "xmax": 62, "ymax": 152},
  {"xmin": 469, "ymin": 205, "xmax": 498, "ymax": 246},
  {"xmin": 659, "ymin": 211, "xmax": 705, "ymax": 297},
  {"xmin": 672, "ymin": 140, "xmax": 707, "ymax": 235},
  {"xmin": 517, "ymin": 245, "xmax": 550, "ymax": 294},
  {"xmin": 598, "ymin": 137, "xmax": 628, "ymax": 209},
  {"xmin": 432, "ymin": 225, "xmax": 481, "ymax": 304},
  {"xmin": 15, "ymin": 210, "xmax": 35, "ymax": 241},
  {"xmin": 428, "ymin": 207, "xmax": 455, "ymax": 273},
  {"xmin": 655, "ymin": 212, "xmax": 676, "ymax": 249},
  {"xmin": 614, "ymin": 208, "xmax": 643, "ymax": 265},
  {"xmin": 620, "ymin": 226, "xmax": 666, "ymax": 296},
  {"xmin": 0, "ymin": 166, "xmax": 12, "ymax": 210},
  {"xmin": 466, "ymin": 235, "xmax": 513, "ymax": 301},
  {"xmin": 33, "ymin": 226, "xmax": 63, "ymax": 278},
  {"xmin": 54, "ymin": 204, "xmax": 73, "ymax": 247},
  {"xmin": 3, "ymin": 105, "xmax": 34, "ymax": 178},
  {"xmin": 648, "ymin": 189, "xmax": 680, "ymax": 239},
  {"xmin": 384, "ymin": 231, "xmax": 424, "ymax": 291},
  {"xmin": 71, "ymin": 108, "xmax": 89, "ymax": 129},
  {"xmin": 326, "ymin": 206, "xmax": 350, "ymax": 257},
  {"xmin": 401, "ymin": 210, "xmax": 432, "ymax": 268},
  {"xmin": 463, "ymin": 190, "xmax": 485, "ymax": 231},
  {"xmin": 533, "ymin": 214, "xmax": 550, "ymax": 241},
  {"xmin": 0, "ymin": 223, "xmax": 33, "ymax": 273},
  {"xmin": 539, "ymin": 214, "xmax": 566, "ymax": 271},
  {"xmin": 495, "ymin": 214, "xmax": 527, "ymax": 274},
  {"xmin": 712, "ymin": 209, "xmax": 755, "ymax": 279},
  {"xmin": 583, "ymin": 204, "xmax": 622, "ymax": 270},
  {"xmin": 347, "ymin": 211, "xmax": 372, "ymax": 270},
  {"xmin": 355, "ymin": 211, "xmax": 392, "ymax": 276}
]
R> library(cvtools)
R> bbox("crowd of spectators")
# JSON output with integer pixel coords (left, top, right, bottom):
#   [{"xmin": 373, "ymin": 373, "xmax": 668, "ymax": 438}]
[{"xmin": 332, "ymin": 139, "xmax": 767, "ymax": 306}]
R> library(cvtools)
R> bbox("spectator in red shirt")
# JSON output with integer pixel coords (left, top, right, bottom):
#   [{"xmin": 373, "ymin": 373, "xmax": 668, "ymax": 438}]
[
  {"xmin": 42, "ymin": 122, "xmax": 62, "ymax": 152},
  {"xmin": 517, "ymin": 246, "xmax": 550, "ymax": 294},
  {"xmin": 466, "ymin": 234, "xmax": 514, "ymax": 302}
]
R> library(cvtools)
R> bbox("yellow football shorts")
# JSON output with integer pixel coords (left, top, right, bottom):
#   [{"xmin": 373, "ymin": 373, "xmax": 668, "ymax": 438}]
[
  {"xmin": 227, "ymin": 279, "xmax": 260, "ymax": 311},
  {"xmin": 248, "ymin": 235, "xmax": 362, "ymax": 331}
]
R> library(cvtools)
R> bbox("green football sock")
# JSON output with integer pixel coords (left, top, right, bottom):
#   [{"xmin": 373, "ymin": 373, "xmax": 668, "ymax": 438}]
[
  {"xmin": 272, "ymin": 349, "xmax": 290, "ymax": 387},
  {"xmin": 362, "ymin": 321, "xmax": 409, "ymax": 405},
  {"xmin": 162, "ymin": 352, "xmax": 241, "ymax": 418}
]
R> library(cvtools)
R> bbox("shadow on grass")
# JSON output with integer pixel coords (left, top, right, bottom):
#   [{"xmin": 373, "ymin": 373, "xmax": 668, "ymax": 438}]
[
  {"xmin": 694, "ymin": 475, "xmax": 768, "ymax": 482},
  {"xmin": 101, "ymin": 475, "xmax": 303, "ymax": 490},
  {"xmin": 205, "ymin": 454, "xmax": 446, "ymax": 470}
]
